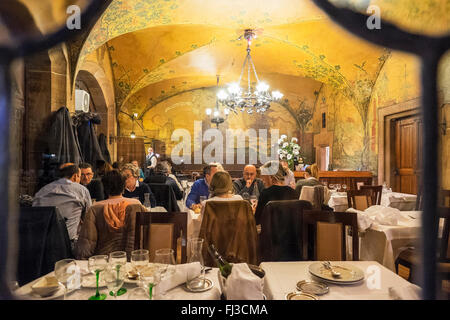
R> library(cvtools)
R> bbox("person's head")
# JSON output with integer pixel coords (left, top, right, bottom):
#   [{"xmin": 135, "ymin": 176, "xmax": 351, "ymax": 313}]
[
  {"xmin": 203, "ymin": 164, "xmax": 218, "ymax": 185},
  {"xmin": 259, "ymin": 160, "xmax": 288, "ymax": 187},
  {"xmin": 112, "ymin": 162, "xmax": 121, "ymax": 170},
  {"xmin": 58, "ymin": 163, "xmax": 81, "ymax": 183},
  {"xmin": 131, "ymin": 160, "xmax": 139, "ymax": 168},
  {"xmin": 79, "ymin": 163, "xmax": 94, "ymax": 186},
  {"xmin": 209, "ymin": 171, "xmax": 233, "ymax": 197},
  {"xmin": 280, "ymin": 159, "xmax": 290, "ymax": 171},
  {"xmin": 305, "ymin": 164, "xmax": 319, "ymax": 179},
  {"xmin": 209, "ymin": 162, "xmax": 224, "ymax": 172},
  {"xmin": 148, "ymin": 147, "xmax": 153, "ymax": 154},
  {"xmin": 155, "ymin": 162, "xmax": 169, "ymax": 175},
  {"xmin": 102, "ymin": 170, "xmax": 126, "ymax": 197},
  {"xmin": 243, "ymin": 165, "xmax": 257, "ymax": 182},
  {"xmin": 120, "ymin": 163, "xmax": 139, "ymax": 189}
]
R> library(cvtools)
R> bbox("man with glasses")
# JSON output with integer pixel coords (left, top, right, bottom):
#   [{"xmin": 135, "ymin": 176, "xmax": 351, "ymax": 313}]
[{"xmin": 80, "ymin": 162, "xmax": 105, "ymax": 201}]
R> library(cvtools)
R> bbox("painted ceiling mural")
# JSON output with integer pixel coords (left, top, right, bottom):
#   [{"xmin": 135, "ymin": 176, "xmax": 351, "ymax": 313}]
[{"xmin": 74, "ymin": 0, "xmax": 449, "ymax": 169}]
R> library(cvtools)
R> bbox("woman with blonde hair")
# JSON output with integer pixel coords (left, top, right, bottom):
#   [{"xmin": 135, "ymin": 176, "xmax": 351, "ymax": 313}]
[
  {"xmin": 295, "ymin": 163, "xmax": 322, "ymax": 196},
  {"xmin": 254, "ymin": 160, "xmax": 298, "ymax": 225}
]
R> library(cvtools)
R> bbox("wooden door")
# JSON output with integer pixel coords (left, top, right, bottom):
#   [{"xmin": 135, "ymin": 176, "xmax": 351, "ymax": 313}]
[{"xmin": 394, "ymin": 116, "xmax": 421, "ymax": 194}]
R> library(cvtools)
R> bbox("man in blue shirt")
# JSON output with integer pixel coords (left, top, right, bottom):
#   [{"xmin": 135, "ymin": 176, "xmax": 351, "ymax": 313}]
[{"xmin": 186, "ymin": 164, "xmax": 218, "ymax": 210}]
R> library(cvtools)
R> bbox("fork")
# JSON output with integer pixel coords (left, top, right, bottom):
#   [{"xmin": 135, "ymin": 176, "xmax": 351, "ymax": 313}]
[{"xmin": 322, "ymin": 261, "xmax": 341, "ymax": 278}]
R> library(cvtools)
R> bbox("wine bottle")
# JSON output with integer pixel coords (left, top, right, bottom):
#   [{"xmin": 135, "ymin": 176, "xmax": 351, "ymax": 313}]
[{"xmin": 207, "ymin": 244, "xmax": 232, "ymax": 278}]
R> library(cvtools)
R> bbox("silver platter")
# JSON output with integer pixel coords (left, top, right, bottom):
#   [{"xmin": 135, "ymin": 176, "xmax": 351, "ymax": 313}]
[
  {"xmin": 296, "ymin": 280, "xmax": 329, "ymax": 295},
  {"xmin": 183, "ymin": 278, "xmax": 214, "ymax": 293},
  {"xmin": 285, "ymin": 291, "xmax": 319, "ymax": 300}
]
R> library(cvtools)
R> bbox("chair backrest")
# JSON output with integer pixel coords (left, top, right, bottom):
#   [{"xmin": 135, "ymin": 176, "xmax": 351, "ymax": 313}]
[
  {"xmin": 360, "ymin": 185, "xmax": 382, "ymax": 205},
  {"xmin": 259, "ymin": 200, "xmax": 313, "ymax": 261},
  {"xmin": 300, "ymin": 185, "xmax": 324, "ymax": 210},
  {"xmin": 148, "ymin": 183, "xmax": 180, "ymax": 212},
  {"xmin": 134, "ymin": 211, "xmax": 187, "ymax": 264},
  {"xmin": 18, "ymin": 206, "xmax": 73, "ymax": 286},
  {"xmin": 439, "ymin": 207, "xmax": 450, "ymax": 263},
  {"xmin": 347, "ymin": 189, "xmax": 372, "ymax": 210},
  {"xmin": 303, "ymin": 210, "xmax": 359, "ymax": 261},
  {"xmin": 199, "ymin": 200, "xmax": 258, "ymax": 267}
]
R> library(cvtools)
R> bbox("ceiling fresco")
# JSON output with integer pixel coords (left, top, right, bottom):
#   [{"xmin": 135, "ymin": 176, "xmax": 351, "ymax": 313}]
[{"xmin": 75, "ymin": 0, "xmax": 449, "ymax": 125}]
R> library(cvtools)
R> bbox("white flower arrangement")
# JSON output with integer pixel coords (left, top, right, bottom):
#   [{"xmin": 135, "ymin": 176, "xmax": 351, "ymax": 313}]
[{"xmin": 278, "ymin": 135, "xmax": 303, "ymax": 170}]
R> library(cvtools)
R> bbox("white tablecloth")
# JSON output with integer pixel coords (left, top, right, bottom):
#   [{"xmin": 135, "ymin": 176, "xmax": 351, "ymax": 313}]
[
  {"xmin": 328, "ymin": 191, "xmax": 417, "ymax": 211},
  {"xmin": 260, "ymin": 261, "xmax": 418, "ymax": 300},
  {"xmin": 15, "ymin": 260, "xmax": 221, "ymax": 300}
]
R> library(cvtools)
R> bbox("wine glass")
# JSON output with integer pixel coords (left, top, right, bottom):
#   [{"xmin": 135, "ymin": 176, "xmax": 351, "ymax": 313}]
[
  {"xmin": 328, "ymin": 184, "xmax": 335, "ymax": 191},
  {"xmin": 54, "ymin": 259, "xmax": 77, "ymax": 294},
  {"xmin": 342, "ymin": 184, "xmax": 347, "ymax": 192},
  {"xmin": 128, "ymin": 287, "xmax": 149, "ymax": 300},
  {"xmin": 104, "ymin": 265, "xmax": 126, "ymax": 300},
  {"xmin": 87, "ymin": 255, "xmax": 108, "ymax": 300},
  {"xmin": 109, "ymin": 251, "xmax": 127, "ymax": 296},
  {"xmin": 336, "ymin": 184, "xmax": 341, "ymax": 192},
  {"xmin": 131, "ymin": 249, "xmax": 149, "ymax": 287},
  {"xmin": 140, "ymin": 264, "xmax": 162, "ymax": 300},
  {"xmin": 154, "ymin": 248, "xmax": 176, "ymax": 299}
]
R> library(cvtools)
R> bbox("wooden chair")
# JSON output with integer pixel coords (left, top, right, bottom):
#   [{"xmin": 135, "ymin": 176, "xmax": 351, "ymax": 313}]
[
  {"xmin": 347, "ymin": 189, "xmax": 373, "ymax": 210},
  {"xmin": 395, "ymin": 207, "xmax": 450, "ymax": 295},
  {"xmin": 199, "ymin": 200, "xmax": 258, "ymax": 267},
  {"xmin": 302, "ymin": 210, "xmax": 359, "ymax": 261},
  {"xmin": 134, "ymin": 211, "xmax": 187, "ymax": 264},
  {"xmin": 360, "ymin": 185, "xmax": 382, "ymax": 205}
]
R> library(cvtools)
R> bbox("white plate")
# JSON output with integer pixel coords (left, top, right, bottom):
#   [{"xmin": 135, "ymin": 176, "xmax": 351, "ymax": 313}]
[
  {"xmin": 308, "ymin": 262, "xmax": 365, "ymax": 285},
  {"xmin": 20, "ymin": 283, "xmax": 66, "ymax": 300}
]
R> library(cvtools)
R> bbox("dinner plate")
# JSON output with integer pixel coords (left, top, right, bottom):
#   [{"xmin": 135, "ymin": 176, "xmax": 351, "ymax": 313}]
[
  {"xmin": 183, "ymin": 278, "xmax": 214, "ymax": 293},
  {"xmin": 21, "ymin": 283, "xmax": 66, "ymax": 300},
  {"xmin": 308, "ymin": 262, "xmax": 365, "ymax": 284}
]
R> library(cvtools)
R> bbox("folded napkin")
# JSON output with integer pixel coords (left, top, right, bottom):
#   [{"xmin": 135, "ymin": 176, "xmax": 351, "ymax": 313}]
[
  {"xmin": 346, "ymin": 208, "xmax": 372, "ymax": 231},
  {"xmin": 224, "ymin": 263, "xmax": 264, "ymax": 300},
  {"xmin": 389, "ymin": 284, "xmax": 422, "ymax": 300},
  {"xmin": 158, "ymin": 262, "xmax": 201, "ymax": 293},
  {"xmin": 365, "ymin": 205, "xmax": 400, "ymax": 226},
  {"xmin": 150, "ymin": 206, "xmax": 168, "ymax": 212}
]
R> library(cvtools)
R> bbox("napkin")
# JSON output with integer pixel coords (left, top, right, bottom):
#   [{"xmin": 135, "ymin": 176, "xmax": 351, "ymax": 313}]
[
  {"xmin": 158, "ymin": 262, "xmax": 201, "ymax": 293},
  {"xmin": 224, "ymin": 263, "xmax": 264, "ymax": 300},
  {"xmin": 346, "ymin": 208, "xmax": 372, "ymax": 231},
  {"xmin": 388, "ymin": 284, "xmax": 422, "ymax": 300},
  {"xmin": 365, "ymin": 205, "xmax": 400, "ymax": 226}
]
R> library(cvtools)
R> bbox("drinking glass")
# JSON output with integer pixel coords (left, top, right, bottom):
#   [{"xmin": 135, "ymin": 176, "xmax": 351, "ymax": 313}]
[
  {"xmin": 131, "ymin": 249, "xmax": 149, "ymax": 287},
  {"xmin": 87, "ymin": 255, "xmax": 108, "ymax": 300},
  {"xmin": 109, "ymin": 251, "xmax": 127, "ymax": 296},
  {"xmin": 336, "ymin": 184, "xmax": 341, "ymax": 192},
  {"xmin": 242, "ymin": 192, "xmax": 250, "ymax": 200},
  {"xmin": 54, "ymin": 259, "xmax": 77, "ymax": 294},
  {"xmin": 128, "ymin": 287, "xmax": 149, "ymax": 300},
  {"xmin": 154, "ymin": 248, "xmax": 176, "ymax": 299},
  {"xmin": 328, "ymin": 184, "xmax": 334, "ymax": 191},
  {"xmin": 199, "ymin": 196, "xmax": 207, "ymax": 203},
  {"xmin": 104, "ymin": 265, "xmax": 126, "ymax": 300},
  {"xmin": 140, "ymin": 264, "xmax": 162, "ymax": 300},
  {"xmin": 250, "ymin": 195, "xmax": 258, "ymax": 206},
  {"xmin": 342, "ymin": 184, "xmax": 347, "ymax": 192},
  {"xmin": 186, "ymin": 238, "xmax": 205, "ymax": 291}
]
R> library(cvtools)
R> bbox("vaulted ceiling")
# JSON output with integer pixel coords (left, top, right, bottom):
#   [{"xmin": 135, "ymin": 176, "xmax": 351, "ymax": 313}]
[{"xmin": 74, "ymin": 0, "xmax": 449, "ymax": 122}]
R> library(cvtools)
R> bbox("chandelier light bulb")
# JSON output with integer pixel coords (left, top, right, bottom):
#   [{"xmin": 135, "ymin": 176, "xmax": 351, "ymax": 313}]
[
  {"xmin": 130, "ymin": 131, "xmax": 136, "ymax": 139},
  {"xmin": 213, "ymin": 110, "xmax": 219, "ymax": 117},
  {"xmin": 206, "ymin": 108, "xmax": 212, "ymax": 115},
  {"xmin": 217, "ymin": 90, "xmax": 228, "ymax": 100},
  {"xmin": 272, "ymin": 90, "xmax": 283, "ymax": 100},
  {"xmin": 224, "ymin": 108, "xmax": 229, "ymax": 115},
  {"xmin": 256, "ymin": 82, "xmax": 269, "ymax": 92},
  {"xmin": 227, "ymin": 82, "xmax": 241, "ymax": 95}
]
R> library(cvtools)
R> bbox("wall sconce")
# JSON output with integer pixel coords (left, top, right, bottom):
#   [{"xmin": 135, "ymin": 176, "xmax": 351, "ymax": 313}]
[{"xmin": 130, "ymin": 131, "xmax": 136, "ymax": 139}]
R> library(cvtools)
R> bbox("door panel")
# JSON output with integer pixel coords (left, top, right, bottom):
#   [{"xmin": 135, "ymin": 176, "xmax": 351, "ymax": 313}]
[{"xmin": 395, "ymin": 116, "xmax": 420, "ymax": 194}]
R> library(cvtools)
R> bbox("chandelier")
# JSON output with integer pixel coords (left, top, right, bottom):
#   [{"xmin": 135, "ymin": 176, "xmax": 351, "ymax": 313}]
[
  {"xmin": 217, "ymin": 29, "xmax": 283, "ymax": 114},
  {"xmin": 206, "ymin": 75, "xmax": 229, "ymax": 127}
]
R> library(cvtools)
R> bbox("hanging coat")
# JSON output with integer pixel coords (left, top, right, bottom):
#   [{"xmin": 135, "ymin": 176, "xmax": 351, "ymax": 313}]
[
  {"xmin": 47, "ymin": 106, "xmax": 83, "ymax": 164},
  {"xmin": 98, "ymin": 133, "xmax": 111, "ymax": 164},
  {"xmin": 72, "ymin": 112, "xmax": 105, "ymax": 166}
]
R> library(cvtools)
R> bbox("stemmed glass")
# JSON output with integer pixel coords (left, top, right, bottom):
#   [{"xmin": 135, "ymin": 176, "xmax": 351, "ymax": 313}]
[
  {"xmin": 140, "ymin": 264, "xmax": 162, "ymax": 300},
  {"xmin": 328, "ymin": 184, "xmax": 334, "ymax": 191},
  {"xmin": 342, "ymin": 184, "xmax": 347, "ymax": 192},
  {"xmin": 109, "ymin": 251, "xmax": 127, "ymax": 296},
  {"xmin": 154, "ymin": 248, "xmax": 176, "ymax": 299},
  {"xmin": 104, "ymin": 265, "xmax": 126, "ymax": 300},
  {"xmin": 336, "ymin": 184, "xmax": 341, "ymax": 192},
  {"xmin": 87, "ymin": 255, "xmax": 108, "ymax": 300},
  {"xmin": 131, "ymin": 249, "xmax": 149, "ymax": 288},
  {"xmin": 54, "ymin": 259, "xmax": 77, "ymax": 295}
]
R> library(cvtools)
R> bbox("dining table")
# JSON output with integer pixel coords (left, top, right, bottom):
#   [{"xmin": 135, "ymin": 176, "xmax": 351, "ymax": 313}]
[
  {"xmin": 327, "ymin": 190, "xmax": 417, "ymax": 212},
  {"xmin": 261, "ymin": 261, "xmax": 419, "ymax": 300}
]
